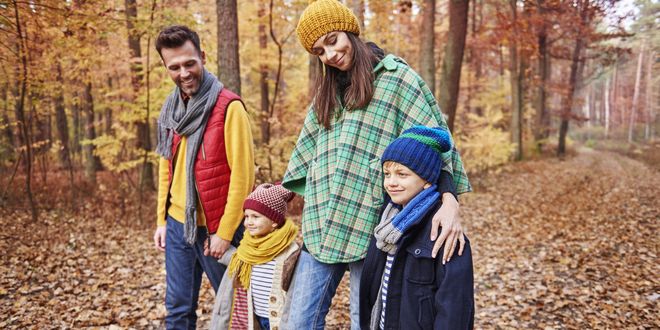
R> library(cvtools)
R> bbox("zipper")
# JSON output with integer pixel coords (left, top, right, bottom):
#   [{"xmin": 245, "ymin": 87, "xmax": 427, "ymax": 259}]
[{"xmin": 201, "ymin": 142, "xmax": 206, "ymax": 160}]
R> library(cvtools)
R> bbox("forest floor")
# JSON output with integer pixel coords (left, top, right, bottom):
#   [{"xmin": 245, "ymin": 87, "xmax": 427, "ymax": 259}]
[{"xmin": 0, "ymin": 146, "xmax": 658, "ymax": 329}]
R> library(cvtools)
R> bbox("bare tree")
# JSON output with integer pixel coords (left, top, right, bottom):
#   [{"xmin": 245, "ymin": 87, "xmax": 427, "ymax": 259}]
[
  {"xmin": 508, "ymin": 0, "xmax": 524, "ymax": 160},
  {"xmin": 438, "ymin": 0, "xmax": 470, "ymax": 132},
  {"xmin": 125, "ymin": 0, "xmax": 155, "ymax": 190},
  {"xmin": 217, "ymin": 0, "xmax": 241, "ymax": 94},
  {"xmin": 419, "ymin": 0, "xmax": 436, "ymax": 95},
  {"xmin": 534, "ymin": 0, "xmax": 551, "ymax": 149},
  {"xmin": 12, "ymin": 0, "xmax": 37, "ymax": 222},
  {"xmin": 258, "ymin": 1, "xmax": 270, "ymax": 145},
  {"xmin": 628, "ymin": 42, "xmax": 645, "ymax": 143},
  {"xmin": 558, "ymin": 0, "xmax": 588, "ymax": 156}
]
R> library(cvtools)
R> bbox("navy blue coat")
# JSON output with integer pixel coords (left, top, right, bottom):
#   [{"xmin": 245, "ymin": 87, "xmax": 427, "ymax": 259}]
[{"xmin": 359, "ymin": 202, "xmax": 474, "ymax": 329}]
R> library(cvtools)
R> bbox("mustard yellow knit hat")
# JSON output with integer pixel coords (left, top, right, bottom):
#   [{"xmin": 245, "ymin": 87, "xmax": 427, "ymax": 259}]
[{"xmin": 296, "ymin": 0, "xmax": 360, "ymax": 54}]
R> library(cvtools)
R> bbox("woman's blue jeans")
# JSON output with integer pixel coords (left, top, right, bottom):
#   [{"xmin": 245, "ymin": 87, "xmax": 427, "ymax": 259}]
[{"xmin": 284, "ymin": 251, "xmax": 364, "ymax": 330}]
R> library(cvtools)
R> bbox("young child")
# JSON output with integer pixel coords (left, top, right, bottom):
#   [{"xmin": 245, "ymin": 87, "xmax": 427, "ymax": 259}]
[
  {"xmin": 210, "ymin": 183, "xmax": 300, "ymax": 330},
  {"xmin": 359, "ymin": 126, "xmax": 475, "ymax": 330}
]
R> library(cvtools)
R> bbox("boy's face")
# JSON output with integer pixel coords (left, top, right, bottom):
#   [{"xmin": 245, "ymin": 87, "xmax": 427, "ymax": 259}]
[
  {"xmin": 383, "ymin": 162, "xmax": 431, "ymax": 207},
  {"xmin": 244, "ymin": 209, "xmax": 278, "ymax": 237}
]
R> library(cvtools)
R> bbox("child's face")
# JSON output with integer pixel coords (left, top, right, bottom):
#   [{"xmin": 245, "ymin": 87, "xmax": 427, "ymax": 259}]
[
  {"xmin": 244, "ymin": 209, "xmax": 278, "ymax": 237},
  {"xmin": 383, "ymin": 162, "xmax": 431, "ymax": 207}
]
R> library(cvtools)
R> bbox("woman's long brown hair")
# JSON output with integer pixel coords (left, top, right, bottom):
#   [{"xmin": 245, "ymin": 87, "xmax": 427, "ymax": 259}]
[{"xmin": 311, "ymin": 33, "xmax": 377, "ymax": 129}]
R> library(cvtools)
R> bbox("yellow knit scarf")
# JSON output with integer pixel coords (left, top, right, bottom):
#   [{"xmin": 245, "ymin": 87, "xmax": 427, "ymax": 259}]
[{"xmin": 228, "ymin": 220, "xmax": 298, "ymax": 289}]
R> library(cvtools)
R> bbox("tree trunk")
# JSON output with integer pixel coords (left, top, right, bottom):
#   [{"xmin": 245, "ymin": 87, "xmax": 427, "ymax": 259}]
[
  {"xmin": 54, "ymin": 64, "xmax": 73, "ymax": 169},
  {"xmin": 558, "ymin": 2, "xmax": 587, "ymax": 157},
  {"xmin": 258, "ymin": 1, "xmax": 270, "ymax": 145},
  {"xmin": 105, "ymin": 77, "xmax": 114, "ymax": 135},
  {"xmin": 628, "ymin": 43, "xmax": 645, "ymax": 143},
  {"xmin": 217, "ymin": 0, "xmax": 241, "ymax": 94},
  {"xmin": 54, "ymin": 63, "xmax": 76, "ymax": 207},
  {"xmin": 12, "ymin": 0, "xmax": 37, "ymax": 222},
  {"xmin": 72, "ymin": 90, "xmax": 81, "ymax": 156},
  {"xmin": 604, "ymin": 77, "xmax": 610, "ymax": 138},
  {"xmin": 82, "ymin": 80, "xmax": 98, "ymax": 184},
  {"xmin": 611, "ymin": 60, "xmax": 619, "ymax": 129},
  {"xmin": 438, "ymin": 0, "xmax": 470, "ymax": 132},
  {"xmin": 125, "ymin": 0, "xmax": 155, "ymax": 190},
  {"xmin": 348, "ymin": 0, "xmax": 365, "ymax": 31},
  {"xmin": 508, "ymin": 0, "xmax": 523, "ymax": 160},
  {"xmin": 419, "ymin": 0, "xmax": 436, "ymax": 95},
  {"xmin": 534, "ymin": 0, "xmax": 551, "ymax": 148},
  {"xmin": 644, "ymin": 51, "xmax": 655, "ymax": 140},
  {"xmin": 1, "ymin": 83, "xmax": 13, "ymax": 148}
]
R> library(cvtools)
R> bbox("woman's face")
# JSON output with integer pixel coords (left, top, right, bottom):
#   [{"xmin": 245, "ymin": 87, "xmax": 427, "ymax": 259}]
[{"xmin": 311, "ymin": 31, "xmax": 354, "ymax": 71}]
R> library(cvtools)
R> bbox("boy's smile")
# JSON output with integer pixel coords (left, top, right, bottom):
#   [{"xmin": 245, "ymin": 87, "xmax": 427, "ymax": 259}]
[{"xmin": 383, "ymin": 162, "xmax": 431, "ymax": 207}]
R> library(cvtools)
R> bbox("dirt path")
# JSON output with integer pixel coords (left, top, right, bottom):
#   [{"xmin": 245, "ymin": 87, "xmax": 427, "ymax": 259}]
[
  {"xmin": 464, "ymin": 148, "xmax": 659, "ymax": 329},
  {"xmin": 1, "ymin": 148, "xmax": 657, "ymax": 329}
]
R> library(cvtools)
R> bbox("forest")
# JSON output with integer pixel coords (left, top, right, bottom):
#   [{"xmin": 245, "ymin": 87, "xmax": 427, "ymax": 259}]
[{"xmin": 0, "ymin": 0, "xmax": 658, "ymax": 328}]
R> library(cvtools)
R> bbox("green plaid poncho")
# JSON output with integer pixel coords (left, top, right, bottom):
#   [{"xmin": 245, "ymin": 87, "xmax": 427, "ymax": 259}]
[{"xmin": 283, "ymin": 55, "xmax": 471, "ymax": 263}]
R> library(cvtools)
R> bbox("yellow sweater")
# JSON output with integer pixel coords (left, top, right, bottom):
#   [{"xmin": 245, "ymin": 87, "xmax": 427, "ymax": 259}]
[{"xmin": 156, "ymin": 100, "xmax": 255, "ymax": 241}]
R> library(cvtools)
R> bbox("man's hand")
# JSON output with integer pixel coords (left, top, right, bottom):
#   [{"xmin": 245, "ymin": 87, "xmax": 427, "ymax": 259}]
[
  {"xmin": 430, "ymin": 193, "xmax": 465, "ymax": 264},
  {"xmin": 204, "ymin": 235, "xmax": 231, "ymax": 259},
  {"xmin": 154, "ymin": 226, "xmax": 166, "ymax": 252}
]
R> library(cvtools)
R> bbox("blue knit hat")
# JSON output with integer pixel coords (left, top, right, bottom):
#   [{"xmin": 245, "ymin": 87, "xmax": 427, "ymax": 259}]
[{"xmin": 381, "ymin": 126, "xmax": 453, "ymax": 184}]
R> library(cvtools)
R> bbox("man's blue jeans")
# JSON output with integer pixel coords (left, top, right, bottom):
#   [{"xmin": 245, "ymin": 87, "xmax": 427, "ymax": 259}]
[
  {"xmin": 164, "ymin": 215, "xmax": 242, "ymax": 329},
  {"xmin": 284, "ymin": 251, "xmax": 364, "ymax": 330}
]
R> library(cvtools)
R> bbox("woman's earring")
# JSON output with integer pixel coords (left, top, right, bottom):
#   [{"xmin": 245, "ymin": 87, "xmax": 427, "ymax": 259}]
[{"xmin": 322, "ymin": 62, "xmax": 326, "ymax": 77}]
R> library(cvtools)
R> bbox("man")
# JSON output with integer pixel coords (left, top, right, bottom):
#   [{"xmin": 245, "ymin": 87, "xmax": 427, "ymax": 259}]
[{"xmin": 152, "ymin": 25, "xmax": 255, "ymax": 329}]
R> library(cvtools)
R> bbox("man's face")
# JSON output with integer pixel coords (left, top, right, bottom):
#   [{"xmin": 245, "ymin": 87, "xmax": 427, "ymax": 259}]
[{"xmin": 160, "ymin": 40, "xmax": 206, "ymax": 96}]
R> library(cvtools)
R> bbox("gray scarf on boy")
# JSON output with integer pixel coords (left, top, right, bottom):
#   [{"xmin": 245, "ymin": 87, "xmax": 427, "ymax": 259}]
[{"xmin": 156, "ymin": 69, "xmax": 222, "ymax": 245}]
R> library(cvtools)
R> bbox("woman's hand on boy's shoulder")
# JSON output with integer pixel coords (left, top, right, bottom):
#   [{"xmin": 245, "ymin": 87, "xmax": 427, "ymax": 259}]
[{"xmin": 430, "ymin": 193, "xmax": 465, "ymax": 264}]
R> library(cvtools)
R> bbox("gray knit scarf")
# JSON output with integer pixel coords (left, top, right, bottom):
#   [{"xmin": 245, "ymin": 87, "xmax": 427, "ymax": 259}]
[
  {"xmin": 156, "ymin": 69, "xmax": 222, "ymax": 245},
  {"xmin": 374, "ymin": 185, "xmax": 439, "ymax": 254}
]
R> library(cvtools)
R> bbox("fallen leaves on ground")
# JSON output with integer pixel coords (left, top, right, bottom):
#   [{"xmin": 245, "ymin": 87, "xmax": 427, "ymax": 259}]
[{"xmin": 0, "ymin": 147, "xmax": 657, "ymax": 329}]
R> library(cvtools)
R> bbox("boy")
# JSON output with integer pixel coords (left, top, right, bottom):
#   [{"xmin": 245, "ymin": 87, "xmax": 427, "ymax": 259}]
[
  {"xmin": 360, "ymin": 126, "xmax": 475, "ymax": 330},
  {"xmin": 210, "ymin": 184, "xmax": 300, "ymax": 330}
]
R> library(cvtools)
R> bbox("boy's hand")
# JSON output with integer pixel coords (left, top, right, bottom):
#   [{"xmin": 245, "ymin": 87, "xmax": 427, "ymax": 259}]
[
  {"xmin": 153, "ymin": 226, "xmax": 166, "ymax": 252},
  {"xmin": 204, "ymin": 235, "xmax": 231, "ymax": 259},
  {"xmin": 430, "ymin": 193, "xmax": 465, "ymax": 264}
]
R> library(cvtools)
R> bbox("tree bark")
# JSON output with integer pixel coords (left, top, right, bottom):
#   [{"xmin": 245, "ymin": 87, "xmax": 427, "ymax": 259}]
[
  {"xmin": 419, "ymin": 0, "xmax": 436, "ymax": 95},
  {"xmin": 54, "ymin": 63, "xmax": 76, "ymax": 207},
  {"xmin": 1, "ymin": 83, "xmax": 13, "ymax": 148},
  {"xmin": 54, "ymin": 64, "xmax": 72, "ymax": 169},
  {"xmin": 508, "ymin": 0, "xmax": 523, "ymax": 160},
  {"xmin": 105, "ymin": 77, "xmax": 114, "ymax": 136},
  {"xmin": 217, "ymin": 0, "xmax": 241, "ymax": 94},
  {"xmin": 12, "ymin": 0, "xmax": 37, "ymax": 222},
  {"xmin": 258, "ymin": 1, "xmax": 270, "ymax": 145},
  {"xmin": 644, "ymin": 51, "xmax": 655, "ymax": 140},
  {"xmin": 534, "ymin": 0, "xmax": 551, "ymax": 148},
  {"xmin": 348, "ymin": 0, "xmax": 365, "ymax": 31},
  {"xmin": 125, "ymin": 0, "xmax": 155, "ymax": 190},
  {"xmin": 82, "ymin": 80, "xmax": 98, "ymax": 184},
  {"xmin": 558, "ymin": 1, "xmax": 587, "ymax": 156},
  {"xmin": 438, "ymin": 0, "xmax": 470, "ymax": 132},
  {"xmin": 604, "ymin": 77, "xmax": 610, "ymax": 138},
  {"xmin": 628, "ymin": 42, "xmax": 645, "ymax": 143}
]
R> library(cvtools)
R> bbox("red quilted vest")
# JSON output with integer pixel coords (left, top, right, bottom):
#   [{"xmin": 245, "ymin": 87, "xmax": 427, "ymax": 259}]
[{"xmin": 168, "ymin": 89, "xmax": 242, "ymax": 234}]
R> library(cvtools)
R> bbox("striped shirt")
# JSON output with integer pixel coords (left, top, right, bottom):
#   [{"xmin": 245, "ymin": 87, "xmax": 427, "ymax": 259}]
[
  {"xmin": 380, "ymin": 253, "xmax": 396, "ymax": 329},
  {"xmin": 251, "ymin": 261, "xmax": 276, "ymax": 318}
]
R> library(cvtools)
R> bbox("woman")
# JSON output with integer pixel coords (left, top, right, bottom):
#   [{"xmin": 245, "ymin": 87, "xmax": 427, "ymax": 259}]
[{"xmin": 282, "ymin": 1, "xmax": 471, "ymax": 328}]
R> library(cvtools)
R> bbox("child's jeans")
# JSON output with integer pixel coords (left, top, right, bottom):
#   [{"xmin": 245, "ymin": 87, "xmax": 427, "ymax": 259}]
[{"xmin": 256, "ymin": 315, "xmax": 270, "ymax": 330}]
